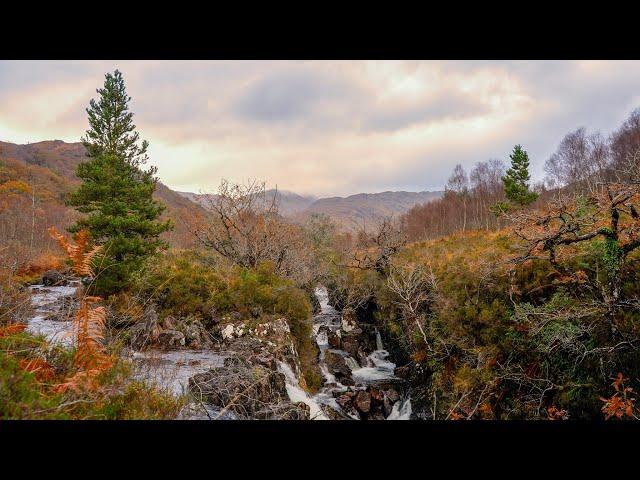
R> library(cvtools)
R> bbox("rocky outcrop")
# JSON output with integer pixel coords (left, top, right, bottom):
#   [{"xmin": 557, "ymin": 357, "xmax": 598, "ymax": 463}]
[
  {"xmin": 189, "ymin": 338, "xmax": 309, "ymax": 420},
  {"xmin": 324, "ymin": 350, "xmax": 351, "ymax": 380},
  {"xmin": 332, "ymin": 385, "xmax": 403, "ymax": 420},
  {"xmin": 128, "ymin": 307, "xmax": 213, "ymax": 350}
]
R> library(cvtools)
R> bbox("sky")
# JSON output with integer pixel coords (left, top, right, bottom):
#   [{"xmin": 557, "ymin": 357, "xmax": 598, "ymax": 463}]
[{"xmin": 1, "ymin": 60, "xmax": 640, "ymax": 197}]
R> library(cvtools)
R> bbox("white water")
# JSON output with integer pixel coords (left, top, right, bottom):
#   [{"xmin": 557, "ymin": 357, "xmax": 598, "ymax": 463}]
[
  {"xmin": 277, "ymin": 360, "xmax": 329, "ymax": 420},
  {"xmin": 132, "ymin": 349, "xmax": 227, "ymax": 396},
  {"xmin": 387, "ymin": 397, "xmax": 412, "ymax": 420},
  {"xmin": 307, "ymin": 286, "xmax": 412, "ymax": 420},
  {"xmin": 27, "ymin": 284, "xmax": 78, "ymax": 346}
]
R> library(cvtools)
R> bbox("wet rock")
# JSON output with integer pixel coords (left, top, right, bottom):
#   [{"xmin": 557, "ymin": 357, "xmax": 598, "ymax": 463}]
[
  {"xmin": 324, "ymin": 350, "xmax": 351, "ymax": 379},
  {"xmin": 354, "ymin": 390, "xmax": 371, "ymax": 414},
  {"xmin": 190, "ymin": 353, "xmax": 308, "ymax": 420},
  {"xmin": 341, "ymin": 334, "xmax": 361, "ymax": 358},
  {"xmin": 336, "ymin": 394, "xmax": 353, "ymax": 409},
  {"xmin": 369, "ymin": 412, "xmax": 386, "ymax": 421},
  {"xmin": 42, "ymin": 270, "xmax": 65, "ymax": 286},
  {"xmin": 157, "ymin": 329, "xmax": 185, "ymax": 349},
  {"xmin": 328, "ymin": 329, "xmax": 341, "ymax": 348},
  {"xmin": 341, "ymin": 308, "xmax": 361, "ymax": 333},
  {"xmin": 384, "ymin": 388, "xmax": 400, "ymax": 403}
]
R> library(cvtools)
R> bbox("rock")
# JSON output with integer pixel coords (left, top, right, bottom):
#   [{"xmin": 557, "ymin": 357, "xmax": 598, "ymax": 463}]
[
  {"xmin": 221, "ymin": 324, "xmax": 235, "ymax": 340},
  {"xmin": 182, "ymin": 319, "xmax": 212, "ymax": 349},
  {"xmin": 341, "ymin": 334, "xmax": 361, "ymax": 358},
  {"xmin": 157, "ymin": 329, "xmax": 185, "ymax": 349},
  {"xmin": 163, "ymin": 315, "xmax": 176, "ymax": 330},
  {"xmin": 190, "ymin": 350, "xmax": 308, "ymax": 420},
  {"xmin": 369, "ymin": 386, "xmax": 384, "ymax": 403},
  {"xmin": 336, "ymin": 394, "xmax": 353, "ymax": 409},
  {"xmin": 128, "ymin": 305, "xmax": 162, "ymax": 349},
  {"xmin": 324, "ymin": 350, "xmax": 351, "ymax": 379},
  {"xmin": 394, "ymin": 365, "xmax": 410, "ymax": 379},
  {"xmin": 42, "ymin": 270, "xmax": 65, "ymax": 286},
  {"xmin": 328, "ymin": 329, "xmax": 341, "ymax": 348},
  {"xmin": 341, "ymin": 308, "xmax": 360, "ymax": 333},
  {"xmin": 354, "ymin": 390, "xmax": 371, "ymax": 414},
  {"xmin": 384, "ymin": 388, "xmax": 400, "ymax": 403},
  {"xmin": 369, "ymin": 411, "xmax": 386, "ymax": 421},
  {"xmin": 341, "ymin": 377, "xmax": 356, "ymax": 386}
]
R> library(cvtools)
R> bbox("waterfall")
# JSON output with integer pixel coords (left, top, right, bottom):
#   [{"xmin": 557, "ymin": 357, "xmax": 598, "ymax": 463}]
[
  {"xmin": 277, "ymin": 361, "xmax": 329, "ymax": 420},
  {"xmin": 375, "ymin": 328, "xmax": 384, "ymax": 351},
  {"xmin": 387, "ymin": 397, "xmax": 412, "ymax": 420}
]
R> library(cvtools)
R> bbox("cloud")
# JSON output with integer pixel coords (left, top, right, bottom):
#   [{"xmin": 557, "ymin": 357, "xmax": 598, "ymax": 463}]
[{"xmin": 1, "ymin": 60, "xmax": 640, "ymax": 196}]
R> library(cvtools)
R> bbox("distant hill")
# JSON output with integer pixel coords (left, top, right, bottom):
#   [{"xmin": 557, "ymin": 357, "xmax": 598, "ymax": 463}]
[
  {"xmin": 0, "ymin": 140, "xmax": 205, "ymax": 248},
  {"xmin": 179, "ymin": 188, "xmax": 443, "ymax": 231},
  {"xmin": 299, "ymin": 190, "xmax": 443, "ymax": 230},
  {"xmin": 177, "ymin": 189, "xmax": 316, "ymax": 217}
]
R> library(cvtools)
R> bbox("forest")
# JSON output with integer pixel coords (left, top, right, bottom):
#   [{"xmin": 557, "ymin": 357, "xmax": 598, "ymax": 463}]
[{"xmin": 1, "ymin": 69, "xmax": 640, "ymax": 420}]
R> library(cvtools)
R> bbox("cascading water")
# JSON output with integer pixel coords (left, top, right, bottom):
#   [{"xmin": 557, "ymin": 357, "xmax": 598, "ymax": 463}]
[{"xmin": 277, "ymin": 285, "xmax": 412, "ymax": 419}]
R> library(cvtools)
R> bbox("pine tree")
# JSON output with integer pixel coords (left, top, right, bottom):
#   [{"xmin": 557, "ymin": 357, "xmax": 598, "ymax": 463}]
[
  {"xmin": 502, "ymin": 145, "xmax": 538, "ymax": 206},
  {"xmin": 68, "ymin": 70, "xmax": 172, "ymax": 296}
]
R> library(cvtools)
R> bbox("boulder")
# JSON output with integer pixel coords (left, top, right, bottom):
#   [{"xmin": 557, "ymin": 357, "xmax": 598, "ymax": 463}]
[
  {"xmin": 341, "ymin": 334, "xmax": 361, "ymax": 358},
  {"xmin": 189, "ymin": 352, "xmax": 308, "ymax": 420},
  {"xmin": 341, "ymin": 308, "xmax": 361, "ymax": 333},
  {"xmin": 328, "ymin": 329, "xmax": 341, "ymax": 348},
  {"xmin": 384, "ymin": 388, "xmax": 400, "ymax": 404},
  {"xmin": 42, "ymin": 270, "xmax": 65, "ymax": 286},
  {"xmin": 354, "ymin": 390, "xmax": 371, "ymax": 414},
  {"xmin": 336, "ymin": 394, "xmax": 353, "ymax": 409},
  {"xmin": 182, "ymin": 319, "xmax": 212, "ymax": 349},
  {"xmin": 157, "ymin": 329, "xmax": 185, "ymax": 349},
  {"xmin": 324, "ymin": 350, "xmax": 351, "ymax": 379}
]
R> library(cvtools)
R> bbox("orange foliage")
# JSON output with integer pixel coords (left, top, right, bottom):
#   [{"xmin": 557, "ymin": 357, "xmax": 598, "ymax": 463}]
[
  {"xmin": 46, "ymin": 227, "xmax": 112, "ymax": 393},
  {"xmin": 19, "ymin": 358, "xmax": 55, "ymax": 382},
  {"xmin": 600, "ymin": 373, "xmax": 637, "ymax": 420},
  {"xmin": 0, "ymin": 323, "xmax": 27, "ymax": 337},
  {"xmin": 16, "ymin": 252, "xmax": 63, "ymax": 278},
  {"xmin": 47, "ymin": 227, "xmax": 102, "ymax": 277}
]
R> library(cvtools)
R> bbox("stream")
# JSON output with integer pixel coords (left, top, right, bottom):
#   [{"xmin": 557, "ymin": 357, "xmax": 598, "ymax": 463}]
[
  {"xmin": 274, "ymin": 286, "xmax": 412, "ymax": 420},
  {"xmin": 25, "ymin": 282, "xmax": 411, "ymax": 420}
]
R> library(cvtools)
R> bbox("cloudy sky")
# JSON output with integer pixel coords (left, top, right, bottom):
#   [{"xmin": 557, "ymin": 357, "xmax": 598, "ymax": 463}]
[{"xmin": 1, "ymin": 60, "xmax": 640, "ymax": 197}]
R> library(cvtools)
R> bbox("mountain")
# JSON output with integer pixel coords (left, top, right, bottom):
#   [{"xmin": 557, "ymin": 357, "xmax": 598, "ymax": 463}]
[
  {"xmin": 179, "ymin": 188, "xmax": 443, "ymax": 231},
  {"xmin": 0, "ymin": 140, "xmax": 205, "ymax": 248},
  {"xmin": 299, "ymin": 190, "xmax": 443, "ymax": 230},
  {"xmin": 176, "ymin": 189, "xmax": 316, "ymax": 217}
]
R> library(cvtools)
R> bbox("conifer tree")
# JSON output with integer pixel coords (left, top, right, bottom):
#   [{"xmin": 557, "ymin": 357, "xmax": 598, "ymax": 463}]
[
  {"xmin": 68, "ymin": 70, "xmax": 171, "ymax": 296},
  {"xmin": 502, "ymin": 145, "xmax": 538, "ymax": 206}
]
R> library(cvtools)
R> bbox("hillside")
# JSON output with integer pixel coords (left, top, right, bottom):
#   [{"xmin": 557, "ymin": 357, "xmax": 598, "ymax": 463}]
[
  {"xmin": 0, "ymin": 140, "xmax": 204, "ymax": 249},
  {"xmin": 177, "ymin": 189, "xmax": 316, "ymax": 217},
  {"xmin": 300, "ymin": 190, "xmax": 442, "ymax": 230},
  {"xmin": 180, "ymin": 188, "xmax": 442, "ymax": 231}
]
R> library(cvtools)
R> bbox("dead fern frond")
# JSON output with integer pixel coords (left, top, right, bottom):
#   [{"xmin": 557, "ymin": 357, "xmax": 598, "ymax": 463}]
[
  {"xmin": 46, "ymin": 226, "xmax": 112, "ymax": 394},
  {"xmin": 47, "ymin": 226, "xmax": 102, "ymax": 277},
  {"xmin": 0, "ymin": 323, "xmax": 27, "ymax": 337},
  {"xmin": 19, "ymin": 358, "xmax": 55, "ymax": 382}
]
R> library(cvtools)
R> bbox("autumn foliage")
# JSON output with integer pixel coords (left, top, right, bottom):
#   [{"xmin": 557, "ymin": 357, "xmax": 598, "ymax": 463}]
[{"xmin": 48, "ymin": 227, "xmax": 112, "ymax": 393}]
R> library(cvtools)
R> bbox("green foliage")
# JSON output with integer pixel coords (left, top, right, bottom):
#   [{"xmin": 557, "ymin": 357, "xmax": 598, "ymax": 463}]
[
  {"xmin": 68, "ymin": 70, "xmax": 171, "ymax": 296},
  {"xmin": 0, "ymin": 330, "xmax": 182, "ymax": 419},
  {"xmin": 82, "ymin": 69, "xmax": 149, "ymax": 167},
  {"xmin": 502, "ymin": 145, "xmax": 538, "ymax": 206},
  {"xmin": 140, "ymin": 251, "xmax": 225, "ymax": 325}
]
